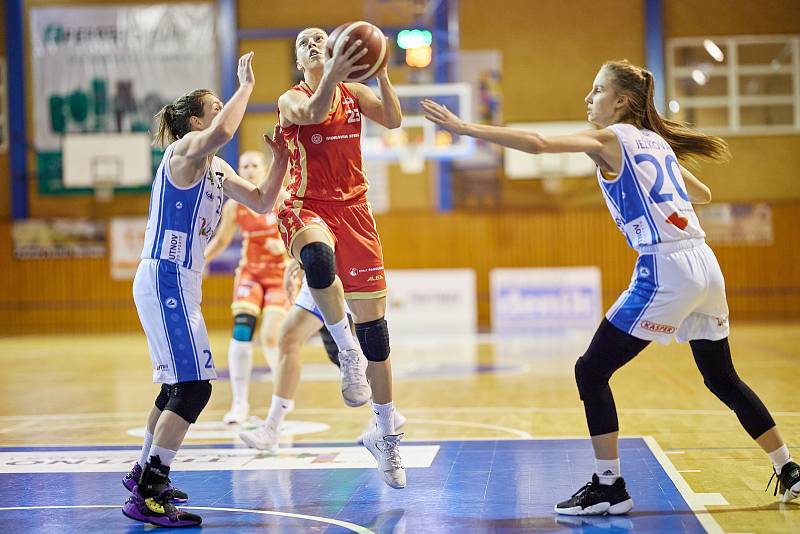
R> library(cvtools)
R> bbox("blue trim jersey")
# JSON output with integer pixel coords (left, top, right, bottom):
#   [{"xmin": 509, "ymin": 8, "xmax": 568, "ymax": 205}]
[
  {"xmin": 141, "ymin": 142, "xmax": 225, "ymax": 273},
  {"xmin": 598, "ymin": 124, "xmax": 705, "ymax": 252}
]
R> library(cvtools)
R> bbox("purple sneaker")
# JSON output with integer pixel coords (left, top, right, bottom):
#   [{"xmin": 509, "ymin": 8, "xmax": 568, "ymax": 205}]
[
  {"xmin": 122, "ymin": 489, "xmax": 201, "ymax": 528},
  {"xmin": 123, "ymin": 463, "xmax": 188, "ymax": 504}
]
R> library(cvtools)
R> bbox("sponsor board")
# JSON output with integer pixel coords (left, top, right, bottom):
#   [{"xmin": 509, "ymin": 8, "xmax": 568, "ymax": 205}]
[
  {"xmin": 109, "ymin": 217, "xmax": 146, "ymax": 279},
  {"xmin": 0, "ymin": 445, "xmax": 439, "ymax": 474}
]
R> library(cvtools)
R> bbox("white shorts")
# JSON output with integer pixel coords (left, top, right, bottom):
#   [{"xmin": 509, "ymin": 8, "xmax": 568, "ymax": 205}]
[
  {"xmin": 133, "ymin": 259, "xmax": 216, "ymax": 384},
  {"xmin": 606, "ymin": 239, "xmax": 730, "ymax": 345},
  {"xmin": 293, "ymin": 277, "xmax": 351, "ymax": 323}
]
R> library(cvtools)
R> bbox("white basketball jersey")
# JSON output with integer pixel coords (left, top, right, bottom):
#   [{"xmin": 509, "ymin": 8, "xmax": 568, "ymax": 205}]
[
  {"xmin": 598, "ymin": 124, "xmax": 705, "ymax": 252},
  {"xmin": 141, "ymin": 143, "xmax": 224, "ymax": 273}
]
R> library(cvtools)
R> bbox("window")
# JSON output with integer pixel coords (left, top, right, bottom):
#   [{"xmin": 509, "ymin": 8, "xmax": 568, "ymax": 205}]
[{"xmin": 666, "ymin": 35, "xmax": 800, "ymax": 135}]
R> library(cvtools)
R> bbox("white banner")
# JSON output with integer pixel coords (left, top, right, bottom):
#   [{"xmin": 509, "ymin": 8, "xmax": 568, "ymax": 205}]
[
  {"xmin": 491, "ymin": 267, "xmax": 602, "ymax": 333},
  {"xmin": 29, "ymin": 3, "xmax": 217, "ymax": 151},
  {"xmin": 385, "ymin": 269, "xmax": 477, "ymax": 336},
  {"xmin": 109, "ymin": 217, "xmax": 146, "ymax": 280}
]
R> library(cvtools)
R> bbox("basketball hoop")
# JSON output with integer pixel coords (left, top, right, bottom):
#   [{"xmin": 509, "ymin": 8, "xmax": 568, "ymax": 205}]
[
  {"xmin": 398, "ymin": 141, "xmax": 425, "ymax": 175},
  {"xmin": 93, "ymin": 178, "xmax": 115, "ymax": 203}
]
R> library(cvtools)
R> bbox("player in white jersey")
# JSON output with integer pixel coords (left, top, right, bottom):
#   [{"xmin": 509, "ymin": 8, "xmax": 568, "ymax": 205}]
[
  {"xmin": 422, "ymin": 59, "xmax": 800, "ymax": 515},
  {"xmin": 238, "ymin": 261, "xmax": 406, "ymax": 452},
  {"xmin": 122, "ymin": 52, "xmax": 290, "ymax": 528}
]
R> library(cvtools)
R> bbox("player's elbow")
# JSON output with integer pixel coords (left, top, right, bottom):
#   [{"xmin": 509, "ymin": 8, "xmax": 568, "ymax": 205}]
[{"xmin": 384, "ymin": 114, "xmax": 402, "ymax": 129}]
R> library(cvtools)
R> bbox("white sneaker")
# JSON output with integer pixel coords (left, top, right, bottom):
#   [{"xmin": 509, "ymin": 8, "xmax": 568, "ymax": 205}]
[
  {"xmin": 239, "ymin": 423, "xmax": 280, "ymax": 453},
  {"xmin": 223, "ymin": 402, "xmax": 249, "ymax": 425},
  {"xmin": 362, "ymin": 425, "xmax": 406, "ymax": 489},
  {"xmin": 337, "ymin": 348, "xmax": 371, "ymax": 407},
  {"xmin": 357, "ymin": 410, "xmax": 407, "ymax": 445}
]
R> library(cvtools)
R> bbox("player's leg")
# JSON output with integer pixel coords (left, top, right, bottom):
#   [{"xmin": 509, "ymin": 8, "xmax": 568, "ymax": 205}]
[
  {"xmin": 554, "ymin": 318, "xmax": 649, "ymax": 516},
  {"xmin": 259, "ymin": 284, "xmax": 291, "ymax": 372},
  {"xmin": 287, "ymin": 220, "xmax": 370, "ymax": 407},
  {"xmin": 224, "ymin": 272, "xmax": 264, "ymax": 424},
  {"xmin": 239, "ymin": 305, "xmax": 324, "ymax": 452}
]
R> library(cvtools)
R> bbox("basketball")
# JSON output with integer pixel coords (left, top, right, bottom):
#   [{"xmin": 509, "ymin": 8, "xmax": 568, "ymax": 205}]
[{"xmin": 326, "ymin": 21, "xmax": 388, "ymax": 82}]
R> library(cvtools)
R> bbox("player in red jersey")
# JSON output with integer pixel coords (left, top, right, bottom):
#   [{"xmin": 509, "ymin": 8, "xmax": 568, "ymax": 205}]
[
  {"xmin": 205, "ymin": 150, "xmax": 290, "ymax": 424},
  {"xmin": 262, "ymin": 26, "xmax": 405, "ymax": 488}
]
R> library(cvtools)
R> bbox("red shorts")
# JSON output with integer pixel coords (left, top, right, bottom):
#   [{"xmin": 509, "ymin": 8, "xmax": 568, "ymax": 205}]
[
  {"xmin": 231, "ymin": 268, "xmax": 289, "ymax": 316},
  {"xmin": 277, "ymin": 199, "xmax": 387, "ymax": 299}
]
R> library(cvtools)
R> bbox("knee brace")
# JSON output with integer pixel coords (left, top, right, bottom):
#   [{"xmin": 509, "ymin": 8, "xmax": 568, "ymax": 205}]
[
  {"xmin": 154, "ymin": 383, "xmax": 171, "ymax": 411},
  {"xmin": 300, "ymin": 242, "xmax": 336, "ymax": 289},
  {"xmin": 355, "ymin": 318, "xmax": 390, "ymax": 362},
  {"xmin": 232, "ymin": 313, "xmax": 258, "ymax": 342},
  {"xmin": 319, "ymin": 326, "xmax": 341, "ymax": 367},
  {"xmin": 164, "ymin": 380, "xmax": 212, "ymax": 424},
  {"xmin": 691, "ymin": 338, "xmax": 775, "ymax": 439}
]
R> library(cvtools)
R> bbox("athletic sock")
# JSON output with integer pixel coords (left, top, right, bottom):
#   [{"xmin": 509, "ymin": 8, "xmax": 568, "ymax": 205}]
[
  {"xmin": 228, "ymin": 339, "xmax": 253, "ymax": 406},
  {"xmin": 596, "ymin": 458, "xmax": 621, "ymax": 485},
  {"xmin": 325, "ymin": 316, "xmax": 358, "ymax": 352},
  {"xmin": 768, "ymin": 445, "xmax": 792, "ymax": 473},
  {"xmin": 266, "ymin": 395, "xmax": 294, "ymax": 429},
  {"xmin": 372, "ymin": 401, "xmax": 395, "ymax": 436},
  {"xmin": 149, "ymin": 445, "xmax": 178, "ymax": 467},
  {"xmin": 138, "ymin": 431, "xmax": 154, "ymax": 467}
]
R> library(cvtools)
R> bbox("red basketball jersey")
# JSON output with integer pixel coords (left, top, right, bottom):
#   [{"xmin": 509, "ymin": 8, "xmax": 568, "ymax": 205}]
[
  {"xmin": 235, "ymin": 203, "xmax": 285, "ymax": 283},
  {"xmin": 281, "ymin": 82, "xmax": 368, "ymax": 203}
]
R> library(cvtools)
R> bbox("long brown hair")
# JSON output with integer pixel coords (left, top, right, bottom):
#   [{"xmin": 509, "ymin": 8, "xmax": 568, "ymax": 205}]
[
  {"xmin": 602, "ymin": 60, "xmax": 731, "ymax": 163},
  {"xmin": 152, "ymin": 89, "xmax": 216, "ymax": 149}
]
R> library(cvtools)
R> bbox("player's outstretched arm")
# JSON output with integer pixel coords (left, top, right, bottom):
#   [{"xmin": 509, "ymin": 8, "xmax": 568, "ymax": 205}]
[
  {"xmin": 219, "ymin": 125, "xmax": 289, "ymax": 214},
  {"xmin": 421, "ymin": 98, "xmax": 614, "ymax": 156},
  {"xmin": 177, "ymin": 52, "xmax": 256, "ymax": 161},
  {"xmin": 680, "ymin": 165, "xmax": 712, "ymax": 204},
  {"xmin": 348, "ymin": 64, "xmax": 402, "ymax": 129},
  {"xmin": 204, "ymin": 200, "xmax": 238, "ymax": 262}
]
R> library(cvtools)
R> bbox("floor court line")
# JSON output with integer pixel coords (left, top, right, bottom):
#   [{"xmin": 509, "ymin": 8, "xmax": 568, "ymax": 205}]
[
  {"xmin": 0, "ymin": 505, "xmax": 375, "ymax": 533},
  {"xmin": 643, "ymin": 435, "xmax": 725, "ymax": 534}
]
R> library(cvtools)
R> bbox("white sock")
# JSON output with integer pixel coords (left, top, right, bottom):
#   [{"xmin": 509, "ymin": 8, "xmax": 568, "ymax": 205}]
[
  {"xmin": 149, "ymin": 444, "xmax": 177, "ymax": 467},
  {"xmin": 372, "ymin": 400, "xmax": 395, "ymax": 436},
  {"xmin": 138, "ymin": 431, "xmax": 154, "ymax": 467},
  {"xmin": 266, "ymin": 395, "xmax": 294, "ymax": 429},
  {"xmin": 228, "ymin": 339, "xmax": 253, "ymax": 406},
  {"xmin": 596, "ymin": 458, "xmax": 620, "ymax": 485},
  {"xmin": 263, "ymin": 346, "xmax": 279, "ymax": 373},
  {"xmin": 324, "ymin": 316, "xmax": 357, "ymax": 352},
  {"xmin": 768, "ymin": 445, "xmax": 792, "ymax": 473}
]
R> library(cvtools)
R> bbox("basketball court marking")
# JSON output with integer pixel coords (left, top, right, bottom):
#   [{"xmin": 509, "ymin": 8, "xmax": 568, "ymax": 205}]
[{"xmin": 0, "ymin": 505, "xmax": 375, "ymax": 533}]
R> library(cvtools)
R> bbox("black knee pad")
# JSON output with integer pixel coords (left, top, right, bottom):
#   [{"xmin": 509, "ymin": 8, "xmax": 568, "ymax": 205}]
[
  {"xmin": 154, "ymin": 384, "xmax": 171, "ymax": 411},
  {"xmin": 319, "ymin": 326, "xmax": 341, "ymax": 367},
  {"xmin": 356, "ymin": 318, "xmax": 390, "ymax": 362},
  {"xmin": 300, "ymin": 242, "xmax": 336, "ymax": 289},
  {"xmin": 232, "ymin": 313, "xmax": 257, "ymax": 342},
  {"xmin": 164, "ymin": 380, "xmax": 212, "ymax": 424},
  {"xmin": 574, "ymin": 355, "xmax": 608, "ymax": 401}
]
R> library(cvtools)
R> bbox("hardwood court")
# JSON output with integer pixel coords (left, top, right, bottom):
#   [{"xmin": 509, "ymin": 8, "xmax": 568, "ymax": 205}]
[{"xmin": 0, "ymin": 322, "xmax": 798, "ymax": 533}]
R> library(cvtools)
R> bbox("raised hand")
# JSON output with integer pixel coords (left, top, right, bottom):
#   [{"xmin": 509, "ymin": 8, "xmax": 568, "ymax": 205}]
[
  {"xmin": 325, "ymin": 36, "xmax": 370, "ymax": 83},
  {"xmin": 238, "ymin": 51, "xmax": 255, "ymax": 86},
  {"xmin": 421, "ymin": 99, "xmax": 465, "ymax": 134},
  {"xmin": 262, "ymin": 124, "xmax": 289, "ymax": 162}
]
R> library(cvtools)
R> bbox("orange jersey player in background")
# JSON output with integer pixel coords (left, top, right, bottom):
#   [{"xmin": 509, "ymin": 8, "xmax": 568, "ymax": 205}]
[{"xmin": 205, "ymin": 150, "xmax": 290, "ymax": 424}]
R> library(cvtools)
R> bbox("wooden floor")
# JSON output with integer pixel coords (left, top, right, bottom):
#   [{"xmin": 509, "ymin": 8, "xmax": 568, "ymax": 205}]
[{"xmin": 1, "ymin": 322, "xmax": 798, "ymax": 533}]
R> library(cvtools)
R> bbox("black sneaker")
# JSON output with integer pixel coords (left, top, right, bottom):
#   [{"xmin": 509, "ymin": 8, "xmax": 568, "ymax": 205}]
[
  {"xmin": 767, "ymin": 461, "xmax": 800, "ymax": 503},
  {"xmin": 555, "ymin": 474, "xmax": 634, "ymax": 515}
]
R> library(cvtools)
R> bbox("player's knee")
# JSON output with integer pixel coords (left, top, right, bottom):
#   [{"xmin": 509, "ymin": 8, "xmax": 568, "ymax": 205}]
[
  {"xmin": 300, "ymin": 242, "xmax": 336, "ymax": 289},
  {"xmin": 574, "ymin": 355, "xmax": 608, "ymax": 401},
  {"xmin": 164, "ymin": 380, "xmax": 212, "ymax": 424},
  {"xmin": 355, "ymin": 318, "xmax": 390, "ymax": 362},
  {"xmin": 278, "ymin": 325, "xmax": 304, "ymax": 356},
  {"xmin": 154, "ymin": 383, "xmax": 171, "ymax": 411},
  {"xmin": 232, "ymin": 313, "xmax": 257, "ymax": 342}
]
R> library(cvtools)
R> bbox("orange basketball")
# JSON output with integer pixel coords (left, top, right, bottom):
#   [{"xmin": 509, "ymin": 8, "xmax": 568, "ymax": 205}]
[{"xmin": 326, "ymin": 21, "xmax": 388, "ymax": 82}]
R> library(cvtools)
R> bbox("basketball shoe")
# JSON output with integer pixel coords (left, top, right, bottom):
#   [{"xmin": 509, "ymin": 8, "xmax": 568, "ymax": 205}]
[{"xmin": 555, "ymin": 474, "xmax": 634, "ymax": 515}]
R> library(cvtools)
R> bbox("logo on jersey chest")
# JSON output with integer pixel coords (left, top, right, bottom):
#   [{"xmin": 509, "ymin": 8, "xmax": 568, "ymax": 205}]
[
  {"xmin": 311, "ymin": 133, "xmax": 323, "ymax": 144},
  {"xmin": 161, "ymin": 230, "xmax": 187, "ymax": 263}
]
